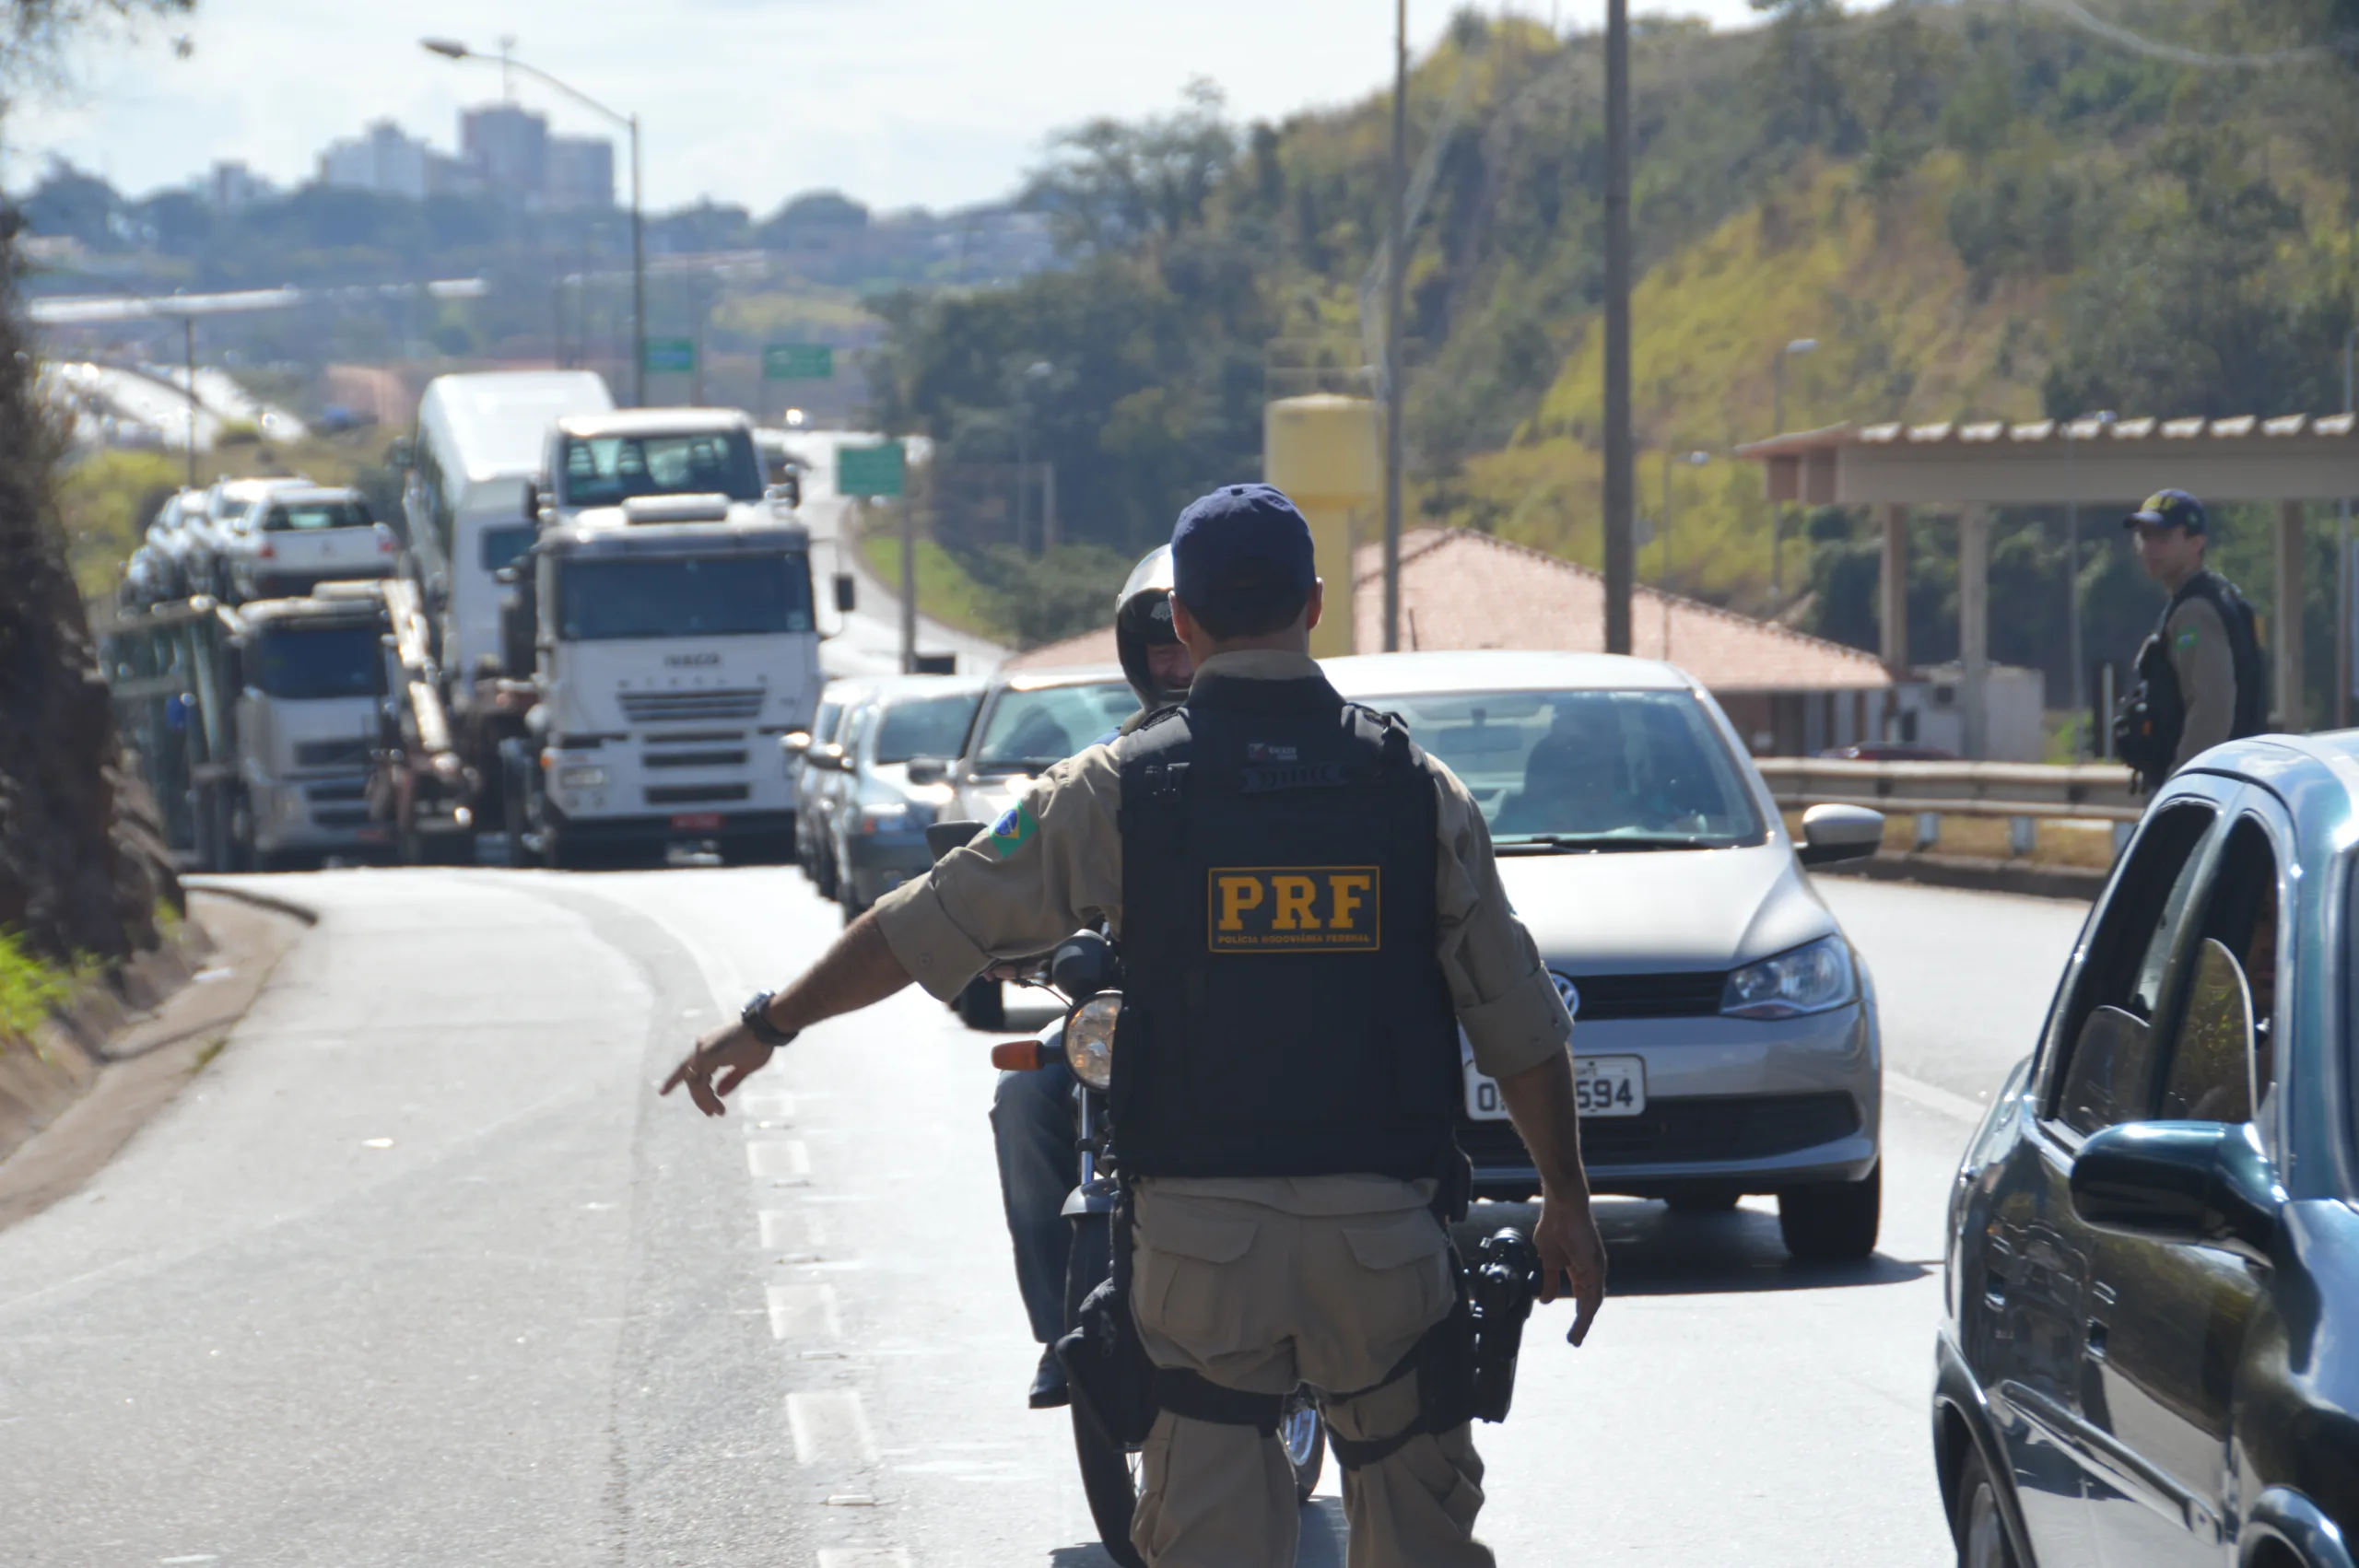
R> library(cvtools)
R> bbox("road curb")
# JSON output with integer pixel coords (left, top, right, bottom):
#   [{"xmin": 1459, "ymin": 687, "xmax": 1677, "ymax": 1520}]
[
  {"xmin": 1817, "ymin": 851, "xmax": 2105, "ymax": 903},
  {"xmin": 182, "ymin": 875, "xmax": 322, "ymax": 925}
]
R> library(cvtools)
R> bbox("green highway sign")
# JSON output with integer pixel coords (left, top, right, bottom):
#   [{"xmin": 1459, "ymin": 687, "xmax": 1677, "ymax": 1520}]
[
  {"xmin": 838, "ymin": 441, "xmax": 906, "ymax": 499},
  {"xmin": 642, "ymin": 336, "xmax": 697, "ymax": 375},
  {"xmin": 763, "ymin": 343, "xmax": 834, "ymax": 380}
]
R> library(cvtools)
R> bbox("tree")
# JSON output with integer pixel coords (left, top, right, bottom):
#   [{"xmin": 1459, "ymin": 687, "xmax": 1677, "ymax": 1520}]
[{"xmin": 1021, "ymin": 79, "xmax": 1238, "ymax": 258}]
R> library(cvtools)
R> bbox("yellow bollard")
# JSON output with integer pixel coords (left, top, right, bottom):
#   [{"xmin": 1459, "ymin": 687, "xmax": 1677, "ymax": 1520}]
[{"xmin": 1264, "ymin": 394, "xmax": 1378, "ymax": 658}]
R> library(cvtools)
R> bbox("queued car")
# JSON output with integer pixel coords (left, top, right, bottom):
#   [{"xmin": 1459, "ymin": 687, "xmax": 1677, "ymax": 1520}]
[
  {"xmin": 825, "ymin": 676, "xmax": 984, "ymax": 917},
  {"xmin": 221, "ymin": 485, "xmax": 396, "ymax": 603},
  {"xmin": 790, "ymin": 680, "xmax": 871, "ymax": 894},
  {"xmin": 1933, "ymin": 734, "xmax": 2359, "ymax": 1568},
  {"xmin": 942, "ymin": 665, "xmax": 1141, "ymax": 1026},
  {"xmin": 1324, "ymin": 650, "xmax": 1889, "ymax": 1260},
  {"xmin": 186, "ymin": 474, "xmax": 314, "ymax": 600}
]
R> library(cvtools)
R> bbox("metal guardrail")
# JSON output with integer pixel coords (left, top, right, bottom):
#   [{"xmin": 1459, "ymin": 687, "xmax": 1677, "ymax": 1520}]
[{"xmin": 1755, "ymin": 756, "xmax": 2143, "ymax": 863}]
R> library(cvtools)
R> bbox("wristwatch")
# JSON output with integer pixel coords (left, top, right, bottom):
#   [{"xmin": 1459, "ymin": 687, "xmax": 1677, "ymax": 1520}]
[{"xmin": 740, "ymin": 991, "xmax": 800, "ymax": 1048}]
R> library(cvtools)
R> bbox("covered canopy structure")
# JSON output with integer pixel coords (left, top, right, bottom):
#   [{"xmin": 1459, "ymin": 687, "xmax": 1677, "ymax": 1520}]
[{"xmin": 1736, "ymin": 414, "xmax": 2359, "ymax": 755}]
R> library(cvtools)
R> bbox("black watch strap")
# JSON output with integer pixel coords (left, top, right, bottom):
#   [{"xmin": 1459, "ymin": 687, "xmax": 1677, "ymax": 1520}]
[{"xmin": 740, "ymin": 991, "xmax": 798, "ymax": 1048}]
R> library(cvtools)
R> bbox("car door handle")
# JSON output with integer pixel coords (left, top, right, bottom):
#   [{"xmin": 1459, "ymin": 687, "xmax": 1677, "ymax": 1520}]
[{"xmin": 2085, "ymin": 1318, "xmax": 2109, "ymax": 1362}]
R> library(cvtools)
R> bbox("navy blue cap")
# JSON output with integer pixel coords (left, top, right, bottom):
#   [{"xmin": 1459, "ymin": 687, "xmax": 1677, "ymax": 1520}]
[
  {"xmin": 2124, "ymin": 488, "xmax": 2207, "ymax": 535},
  {"xmin": 1170, "ymin": 483, "xmax": 1317, "ymax": 618}
]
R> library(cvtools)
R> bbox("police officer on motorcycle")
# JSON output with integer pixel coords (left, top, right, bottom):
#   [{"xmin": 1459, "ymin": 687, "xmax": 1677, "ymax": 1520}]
[
  {"xmin": 994, "ymin": 544, "xmax": 1193, "ymax": 1410},
  {"xmin": 2115, "ymin": 488, "xmax": 2267, "ymax": 790},
  {"xmin": 663, "ymin": 484, "xmax": 1606, "ymax": 1566}
]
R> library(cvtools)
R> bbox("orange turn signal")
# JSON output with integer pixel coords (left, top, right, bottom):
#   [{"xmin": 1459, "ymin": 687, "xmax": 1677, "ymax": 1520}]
[{"xmin": 991, "ymin": 1040, "xmax": 1045, "ymax": 1071}]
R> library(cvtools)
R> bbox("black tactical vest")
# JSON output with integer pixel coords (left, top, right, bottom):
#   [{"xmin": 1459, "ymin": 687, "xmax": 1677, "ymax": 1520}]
[
  {"xmin": 1109, "ymin": 672, "xmax": 1461, "ymax": 1180},
  {"xmin": 2123, "ymin": 569, "xmax": 2268, "ymax": 778}
]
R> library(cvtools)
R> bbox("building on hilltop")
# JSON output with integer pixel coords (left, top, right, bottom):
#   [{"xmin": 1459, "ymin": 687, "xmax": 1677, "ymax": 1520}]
[
  {"xmin": 1004, "ymin": 526, "xmax": 2046, "ymax": 758},
  {"xmin": 317, "ymin": 121, "xmax": 429, "ymax": 199},
  {"xmin": 461, "ymin": 104, "xmax": 548, "ymax": 201},
  {"xmin": 546, "ymin": 136, "xmax": 614, "ymax": 210}
]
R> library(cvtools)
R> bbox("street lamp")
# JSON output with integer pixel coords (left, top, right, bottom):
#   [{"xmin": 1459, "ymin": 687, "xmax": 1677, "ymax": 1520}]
[
  {"xmin": 1769, "ymin": 337, "xmax": 1817, "ymax": 599},
  {"xmin": 422, "ymin": 37, "xmax": 645, "ymax": 406},
  {"xmin": 1661, "ymin": 448, "xmax": 1710, "ymax": 659}
]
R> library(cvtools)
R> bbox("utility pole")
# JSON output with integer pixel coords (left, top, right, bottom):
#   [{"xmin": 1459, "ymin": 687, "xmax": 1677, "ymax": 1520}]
[
  {"xmin": 1602, "ymin": 0, "xmax": 1634, "ymax": 654},
  {"xmin": 182, "ymin": 315, "xmax": 198, "ymax": 490},
  {"xmin": 1768, "ymin": 337, "xmax": 1815, "ymax": 600},
  {"xmin": 898, "ymin": 498, "xmax": 918, "ymax": 675},
  {"xmin": 2342, "ymin": 331, "xmax": 2354, "ymax": 728},
  {"xmin": 1382, "ymin": 0, "xmax": 1408, "ymax": 651}
]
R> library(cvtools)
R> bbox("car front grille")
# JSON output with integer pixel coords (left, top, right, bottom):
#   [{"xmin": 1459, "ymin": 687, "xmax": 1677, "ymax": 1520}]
[
  {"xmin": 645, "ymin": 784, "xmax": 751, "ymax": 806},
  {"xmin": 618, "ymin": 687, "xmax": 764, "ymax": 723},
  {"xmin": 295, "ymin": 738, "xmax": 372, "ymax": 769},
  {"xmin": 1559, "ymin": 970, "xmax": 1728, "ymax": 1020},
  {"xmin": 1458, "ymin": 1092, "xmax": 1861, "ymax": 1169}
]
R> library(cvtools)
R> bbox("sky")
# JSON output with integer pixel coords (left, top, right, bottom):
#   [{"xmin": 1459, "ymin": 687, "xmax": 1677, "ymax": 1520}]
[{"xmin": 5, "ymin": 0, "xmax": 1764, "ymax": 215}]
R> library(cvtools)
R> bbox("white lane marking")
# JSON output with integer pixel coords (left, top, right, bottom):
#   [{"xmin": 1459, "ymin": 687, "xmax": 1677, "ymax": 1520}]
[
  {"xmin": 816, "ymin": 1551, "xmax": 910, "ymax": 1567},
  {"xmin": 789, "ymin": 1388, "xmax": 879, "ymax": 1465},
  {"xmin": 742, "ymin": 1091, "xmax": 796, "ymax": 1121},
  {"xmin": 761, "ymin": 1209, "xmax": 823, "ymax": 1250},
  {"xmin": 769, "ymin": 1284, "xmax": 843, "ymax": 1340},
  {"xmin": 747, "ymin": 1141, "xmax": 812, "ymax": 1179},
  {"xmin": 1887, "ymin": 1071, "xmax": 1990, "ymax": 1123}
]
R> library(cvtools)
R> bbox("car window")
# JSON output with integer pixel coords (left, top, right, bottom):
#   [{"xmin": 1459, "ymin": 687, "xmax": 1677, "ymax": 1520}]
[
  {"xmin": 2050, "ymin": 802, "xmax": 2217, "ymax": 1136},
  {"xmin": 2155, "ymin": 817, "xmax": 2277, "ymax": 1124},
  {"xmin": 843, "ymin": 703, "xmax": 878, "ymax": 758},
  {"xmin": 875, "ymin": 692, "xmax": 980, "ymax": 764},
  {"xmin": 480, "ymin": 524, "xmax": 535, "ymax": 573},
  {"xmin": 264, "ymin": 498, "xmax": 371, "ymax": 532},
  {"xmin": 1368, "ymin": 686, "xmax": 1765, "ymax": 847},
  {"xmin": 973, "ymin": 682, "xmax": 1139, "ymax": 771},
  {"xmin": 809, "ymin": 702, "xmax": 842, "ymax": 747}
]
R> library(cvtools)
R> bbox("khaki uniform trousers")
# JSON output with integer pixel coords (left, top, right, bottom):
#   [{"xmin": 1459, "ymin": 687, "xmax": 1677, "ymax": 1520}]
[{"xmin": 1127, "ymin": 1180, "xmax": 1495, "ymax": 1568}]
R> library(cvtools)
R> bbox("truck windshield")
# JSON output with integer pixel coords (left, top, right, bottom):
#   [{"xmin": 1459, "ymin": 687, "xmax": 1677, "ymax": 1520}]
[
  {"xmin": 972, "ymin": 682, "xmax": 1139, "ymax": 773},
  {"xmin": 556, "ymin": 554, "xmax": 815, "ymax": 641},
  {"xmin": 1367, "ymin": 687, "xmax": 1766, "ymax": 848},
  {"xmin": 557, "ymin": 430, "xmax": 766, "ymax": 507},
  {"xmin": 249, "ymin": 624, "xmax": 381, "ymax": 700},
  {"xmin": 875, "ymin": 692, "xmax": 981, "ymax": 763}
]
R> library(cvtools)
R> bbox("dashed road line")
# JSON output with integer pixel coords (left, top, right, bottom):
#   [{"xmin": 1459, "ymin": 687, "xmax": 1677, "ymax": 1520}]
[
  {"xmin": 747, "ymin": 1140, "xmax": 812, "ymax": 1179},
  {"xmin": 768, "ymin": 1283, "xmax": 843, "ymax": 1340},
  {"xmin": 816, "ymin": 1550, "xmax": 911, "ymax": 1567},
  {"xmin": 789, "ymin": 1388, "xmax": 879, "ymax": 1465}
]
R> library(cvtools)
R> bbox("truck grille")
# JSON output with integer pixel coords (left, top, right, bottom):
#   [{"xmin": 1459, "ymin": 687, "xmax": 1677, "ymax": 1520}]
[
  {"xmin": 1559, "ymin": 971, "xmax": 1727, "ymax": 1020},
  {"xmin": 645, "ymin": 784, "xmax": 751, "ymax": 805},
  {"xmin": 1458, "ymin": 1092, "xmax": 1860, "ymax": 1169},
  {"xmin": 296, "ymin": 738, "xmax": 371, "ymax": 769},
  {"xmin": 618, "ymin": 688, "xmax": 764, "ymax": 723},
  {"xmin": 304, "ymin": 780, "xmax": 367, "ymax": 804},
  {"xmin": 644, "ymin": 750, "xmax": 749, "ymax": 769}
]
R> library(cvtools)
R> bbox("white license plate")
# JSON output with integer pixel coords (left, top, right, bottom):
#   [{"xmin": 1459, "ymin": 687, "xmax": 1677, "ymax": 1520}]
[{"xmin": 1464, "ymin": 1056, "xmax": 1647, "ymax": 1120}]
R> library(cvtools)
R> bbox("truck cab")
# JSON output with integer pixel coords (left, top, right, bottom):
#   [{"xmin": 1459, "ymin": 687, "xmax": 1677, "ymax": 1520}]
[
  {"xmin": 515, "ymin": 409, "xmax": 820, "ymax": 868},
  {"xmin": 228, "ymin": 588, "xmax": 390, "ymax": 870}
]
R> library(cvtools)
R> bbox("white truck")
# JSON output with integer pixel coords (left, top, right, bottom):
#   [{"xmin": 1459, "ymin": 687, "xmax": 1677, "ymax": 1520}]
[{"xmin": 500, "ymin": 409, "xmax": 822, "ymax": 868}]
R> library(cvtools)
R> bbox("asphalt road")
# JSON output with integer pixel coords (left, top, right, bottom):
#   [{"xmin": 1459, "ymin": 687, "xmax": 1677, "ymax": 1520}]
[{"xmin": 0, "ymin": 868, "xmax": 2089, "ymax": 1566}]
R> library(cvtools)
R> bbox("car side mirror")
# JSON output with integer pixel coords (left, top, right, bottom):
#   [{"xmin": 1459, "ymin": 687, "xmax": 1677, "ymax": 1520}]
[
  {"xmin": 522, "ymin": 479, "xmax": 541, "ymax": 521},
  {"xmin": 781, "ymin": 731, "xmax": 812, "ymax": 759},
  {"xmin": 834, "ymin": 574, "xmax": 857, "ymax": 614},
  {"xmin": 387, "ymin": 437, "xmax": 415, "ymax": 471},
  {"xmin": 904, "ymin": 755, "xmax": 949, "ymax": 786},
  {"xmin": 1796, "ymin": 802, "xmax": 1884, "ymax": 867},
  {"xmin": 2070, "ymin": 1120, "xmax": 2282, "ymax": 1263},
  {"xmin": 817, "ymin": 742, "xmax": 848, "ymax": 771},
  {"xmin": 926, "ymin": 820, "xmax": 985, "ymax": 862}
]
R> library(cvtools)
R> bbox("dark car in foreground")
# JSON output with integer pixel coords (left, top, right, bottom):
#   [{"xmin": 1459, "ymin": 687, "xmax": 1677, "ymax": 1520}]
[{"xmin": 1935, "ymin": 734, "xmax": 2359, "ymax": 1568}]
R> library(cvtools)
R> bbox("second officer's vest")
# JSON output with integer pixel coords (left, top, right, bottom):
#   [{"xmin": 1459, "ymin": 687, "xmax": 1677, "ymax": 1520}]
[{"xmin": 1109, "ymin": 671, "xmax": 1461, "ymax": 1181}]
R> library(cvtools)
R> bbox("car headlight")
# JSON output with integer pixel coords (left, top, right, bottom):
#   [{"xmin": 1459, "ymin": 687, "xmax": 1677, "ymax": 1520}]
[
  {"xmin": 557, "ymin": 766, "xmax": 608, "ymax": 790},
  {"xmin": 1721, "ymin": 935, "xmax": 1856, "ymax": 1019},
  {"xmin": 1064, "ymin": 991, "xmax": 1121, "ymax": 1090}
]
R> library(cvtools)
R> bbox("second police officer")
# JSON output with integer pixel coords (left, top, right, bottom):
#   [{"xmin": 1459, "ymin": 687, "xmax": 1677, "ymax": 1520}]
[
  {"xmin": 664, "ymin": 483, "xmax": 1607, "ymax": 1567},
  {"xmin": 2115, "ymin": 487, "xmax": 2267, "ymax": 790}
]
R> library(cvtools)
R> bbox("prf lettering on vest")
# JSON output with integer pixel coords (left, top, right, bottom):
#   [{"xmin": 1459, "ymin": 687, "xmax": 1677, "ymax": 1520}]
[{"xmin": 1207, "ymin": 867, "xmax": 1381, "ymax": 951}]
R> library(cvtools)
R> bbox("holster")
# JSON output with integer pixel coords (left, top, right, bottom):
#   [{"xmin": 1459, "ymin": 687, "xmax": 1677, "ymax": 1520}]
[{"xmin": 1053, "ymin": 1188, "xmax": 1159, "ymax": 1450}]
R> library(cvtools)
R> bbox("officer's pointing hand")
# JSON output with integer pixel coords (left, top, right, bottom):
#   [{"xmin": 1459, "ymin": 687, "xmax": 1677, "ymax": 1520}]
[
  {"xmin": 661, "ymin": 1022, "xmax": 774, "ymax": 1117},
  {"xmin": 1533, "ymin": 1197, "xmax": 1608, "ymax": 1347}
]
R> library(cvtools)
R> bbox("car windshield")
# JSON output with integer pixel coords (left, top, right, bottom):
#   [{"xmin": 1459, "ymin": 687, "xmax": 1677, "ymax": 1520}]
[
  {"xmin": 1367, "ymin": 687, "xmax": 1766, "ymax": 848},
  {"xmin": 556, "ymin": 553, "xmax": 814, "ymax": 641},
  {"xmin": 557, "ymin": 430, "xmax": 766, "ymax": 507},
  {"xmin": 264, "ymin": 497, "xmax": 370, "ymax": 532},
  {"xmin": 875, "ymin": 692, "xmax": 981, "ymax": 764},
  {"xmin": 972, "ymin": 682, "xmax": 1139, "ymax": 772},
  {"xmin": 249, "ymin": 624, "xmax": 380, "ymax": 700}
]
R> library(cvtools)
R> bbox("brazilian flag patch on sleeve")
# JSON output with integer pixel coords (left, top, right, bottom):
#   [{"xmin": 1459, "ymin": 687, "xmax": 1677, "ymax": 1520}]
[{"xmin": 986, "ymin": 802, "xmax": 1039, "ymax": 859}]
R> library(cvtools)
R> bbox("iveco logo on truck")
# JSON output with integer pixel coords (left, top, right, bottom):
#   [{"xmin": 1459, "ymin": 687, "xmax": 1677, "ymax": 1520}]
[{"xmin": 665, "ymin": 653, "xmax": 722, "ymax": 667}]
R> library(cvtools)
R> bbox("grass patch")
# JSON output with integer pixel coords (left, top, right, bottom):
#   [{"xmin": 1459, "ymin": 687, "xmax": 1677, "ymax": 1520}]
[
  {"xmin": 0, "ymin": 931, "xmax": 76, "ymax": 1051},
  {"xmin": 858, "ymin": 519, "xmax": 1133, "ymax": 649},
  {"xmin": 858, "ymin": 525, "xmax": 1008, "ymax": 643}
]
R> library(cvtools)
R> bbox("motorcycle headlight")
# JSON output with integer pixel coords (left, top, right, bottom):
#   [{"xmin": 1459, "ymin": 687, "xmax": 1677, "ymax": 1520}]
[
  {"xmin": 1721, "ymin": 935, "xmax": 1856, "ymax": 1020},
  {"xmin": 1064, "ymin": 991, "xmax": 1121, "ymax": 1091}
]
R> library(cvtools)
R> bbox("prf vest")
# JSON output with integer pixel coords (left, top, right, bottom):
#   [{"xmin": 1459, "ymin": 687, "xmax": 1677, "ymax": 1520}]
[
  {"xmin": 2124, "ymin": 568, "xmax": 2268, "ymax": 777},
  {"xmin": 1109, "ymin": 672, "xmax": 1461, "ymax": 1181}
]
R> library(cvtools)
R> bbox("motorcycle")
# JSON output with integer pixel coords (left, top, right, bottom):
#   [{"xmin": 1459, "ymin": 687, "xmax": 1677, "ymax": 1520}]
[{"xmin": 930, "ymin": 825, "xmax": 1323, "ymax": 1566}]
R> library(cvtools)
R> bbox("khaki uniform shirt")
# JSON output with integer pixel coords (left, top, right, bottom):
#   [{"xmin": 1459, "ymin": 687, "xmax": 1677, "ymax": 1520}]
[
  {"xmin": 873, "ymin": 648, "xmax": 1574, "ymax": 1216},
  {"xmin": 2165, "ymin": 593, "xmax": 2238, "ymax": 770}
]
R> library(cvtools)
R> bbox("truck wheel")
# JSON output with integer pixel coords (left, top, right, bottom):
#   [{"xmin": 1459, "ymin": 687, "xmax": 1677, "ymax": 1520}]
[
  {"xmin": 954, "ymin": 977, "xmax": 1004, "ymax": 1031},
  {"xmin": 1778, "ymin": 1162, "xmax": 1881, "ymax": 1262}
]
